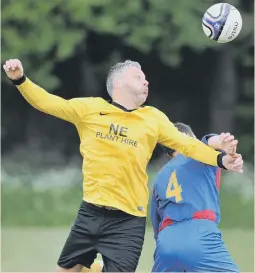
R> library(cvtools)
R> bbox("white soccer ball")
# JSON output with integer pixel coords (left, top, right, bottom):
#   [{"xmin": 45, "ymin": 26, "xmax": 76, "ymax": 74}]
[{"xmin": 202, "ymin": 3, "xmax": 242, "ymax": 43}]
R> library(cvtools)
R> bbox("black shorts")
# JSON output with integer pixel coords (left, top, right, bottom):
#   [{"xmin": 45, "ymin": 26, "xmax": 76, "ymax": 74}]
[{"xmin": 57, "ymin": 201, "xmax": 146, "ymax": 272}]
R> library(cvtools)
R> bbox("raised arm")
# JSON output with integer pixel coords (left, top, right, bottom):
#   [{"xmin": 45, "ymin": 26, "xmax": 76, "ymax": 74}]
[{"xmin": 3, "ymin": 59, "xmax": 89, "ymax": 124}]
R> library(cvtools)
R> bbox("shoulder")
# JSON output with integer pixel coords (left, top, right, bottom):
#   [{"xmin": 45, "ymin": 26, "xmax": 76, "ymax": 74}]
[
  {"xmin": 68, "ymin": 97, "xmax": 108, "ymax": 110},
  {"xmin": 143, "ymin": 106, "xmax": 164, "ymax": 115},
  {"xmin": 67, "ymin": 98, "xmax": 109, "ymax": 119},
  {"xmin": 154, "ymin": 160, "xmax": 174, "ymax": 185},
  {"xmin": 141, "ymin": 106, "xmax": 170, "ymax": 121},
  {"xmin": 69, "ymin": 97, "xmax": 105, "ymax": 105}
]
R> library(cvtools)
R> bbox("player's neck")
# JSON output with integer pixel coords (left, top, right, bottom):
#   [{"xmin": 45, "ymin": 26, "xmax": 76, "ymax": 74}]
[{"xmin": 112, "ymin": 98, "xmax": 139, "ymax": 110}]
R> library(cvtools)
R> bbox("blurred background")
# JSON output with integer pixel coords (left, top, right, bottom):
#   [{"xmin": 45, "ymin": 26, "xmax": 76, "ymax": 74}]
[{"xmin": 1, "ymin": 0, "xmax": 254, "ymax": 272}]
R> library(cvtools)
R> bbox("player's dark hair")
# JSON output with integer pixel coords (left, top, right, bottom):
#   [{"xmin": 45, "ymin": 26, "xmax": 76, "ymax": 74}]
[
  {"xmin": 174, "ymin": 122, "xmax": 195, "ymax": 138},
  {"xmin": 161, "ymin": 122, "xmax": 195, "ymax": 157}
]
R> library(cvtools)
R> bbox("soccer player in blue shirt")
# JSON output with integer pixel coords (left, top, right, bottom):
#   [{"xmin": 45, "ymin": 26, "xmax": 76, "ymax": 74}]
[{"xmin": 151, "ymin": 123, "xmax": 242, "ymax": 272}]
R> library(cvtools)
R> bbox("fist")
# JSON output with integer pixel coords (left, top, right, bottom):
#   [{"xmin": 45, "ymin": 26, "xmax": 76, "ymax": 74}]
[{"xmin": 3, "ymin": 59, "xmax": 24, "ymax": 80}]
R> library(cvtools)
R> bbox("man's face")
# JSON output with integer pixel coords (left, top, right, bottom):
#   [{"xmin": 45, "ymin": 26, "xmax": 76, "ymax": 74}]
[{"xmin": 118, "ymin": 66, "xmax": 149, "ymax": 105}]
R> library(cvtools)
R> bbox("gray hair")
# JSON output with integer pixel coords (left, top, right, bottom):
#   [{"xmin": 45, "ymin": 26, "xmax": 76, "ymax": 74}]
[{"xmin": 106, "ymin": 60, "xmax": 141, "ymax": 97}]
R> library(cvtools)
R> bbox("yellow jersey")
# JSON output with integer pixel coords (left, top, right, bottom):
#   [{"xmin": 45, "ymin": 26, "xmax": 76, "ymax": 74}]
[{"xmin": 16, "ymin": 77, "xmax": 221, "ymax": 217}]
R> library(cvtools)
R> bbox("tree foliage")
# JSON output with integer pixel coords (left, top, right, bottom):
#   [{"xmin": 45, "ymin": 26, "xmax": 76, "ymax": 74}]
[{"xmin": 2, "ymin": 0, "xmax": 253, "ymax": 88}]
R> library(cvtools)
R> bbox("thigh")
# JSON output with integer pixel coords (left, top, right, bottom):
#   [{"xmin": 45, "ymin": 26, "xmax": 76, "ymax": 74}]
[
  {"xmin": 186, "ymin": 222, "xmax": 239, "ymax": 272},
  {"xmin": 98, "ymin": 212, "xmax": 146, "ymax": 272},
  {"xmin": 153, "ymin": 246, "xmax": 181, "ymax": 272},
  {"xmin": 190, "ymin": 238, "xmax": 239, "ymax": 272},
  {"xmin": 57, "ymin": 202, "xmax": 101, "ymax": 269},
  {"xmin": 152, "ymin": 227, "xmax": 184, "ymax": 272}
]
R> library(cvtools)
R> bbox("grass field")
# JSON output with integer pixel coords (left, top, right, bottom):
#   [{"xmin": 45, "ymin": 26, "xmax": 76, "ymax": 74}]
[{"xmin": 1, "ymin": 227, "xmax": 254, "ymax": 272}]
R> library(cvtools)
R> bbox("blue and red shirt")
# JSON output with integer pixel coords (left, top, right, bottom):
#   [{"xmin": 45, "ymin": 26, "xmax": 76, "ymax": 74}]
[{"xmin": 151, "ymin": 134, "xmax": 221, "ymax": 240}]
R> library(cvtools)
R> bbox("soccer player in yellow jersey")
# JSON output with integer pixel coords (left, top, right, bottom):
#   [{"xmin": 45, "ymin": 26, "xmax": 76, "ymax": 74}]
[{"xmin": 3, "ymin": 59, "xmax": 243, "ymax": 272}]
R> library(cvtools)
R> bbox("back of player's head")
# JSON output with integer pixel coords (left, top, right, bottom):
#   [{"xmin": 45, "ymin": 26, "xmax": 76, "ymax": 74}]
[
  {"xmin": 161, "ymin": 122, "xmax": 196, "ymax": 158},
  {"xmin": 106, "ymin": 60, "xmax": 141, "ymax": 97},
  {"xmin": 174, "ymin": 122, "xmax": 196, "ymax": 138}
]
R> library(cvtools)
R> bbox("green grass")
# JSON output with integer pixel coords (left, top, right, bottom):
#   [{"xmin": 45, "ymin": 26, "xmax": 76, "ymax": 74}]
[{"xmin": 1, "ymin": 228, "xmax": 254, "ymax": 272}]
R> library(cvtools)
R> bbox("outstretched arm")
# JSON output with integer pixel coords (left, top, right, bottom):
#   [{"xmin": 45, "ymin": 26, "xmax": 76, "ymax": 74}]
[
  {"xmin": 156, "ymin": 110, "xmax": 221, "ymax": 166},
  {"xmin": 155, "ymin": 110, "xmax": 243, "ymax": 173},
  {"xmin": 3, "ymin": 59, "xmax": 88, "ymax": 124}
]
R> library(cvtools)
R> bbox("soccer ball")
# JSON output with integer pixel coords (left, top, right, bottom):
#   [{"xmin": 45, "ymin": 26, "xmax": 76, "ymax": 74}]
[{"xmin": 202, "ymin": 3, "xmax": 242, "ymax": 43}]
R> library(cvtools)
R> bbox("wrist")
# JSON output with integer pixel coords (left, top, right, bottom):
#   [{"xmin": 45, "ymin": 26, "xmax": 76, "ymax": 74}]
[
  {"xmin": 217, "ymin": 152, "xmax": 227, "ymax": 170},
  {"xmin": 10, "ymin": 74, "xmax": 26, "ymax": 85}
]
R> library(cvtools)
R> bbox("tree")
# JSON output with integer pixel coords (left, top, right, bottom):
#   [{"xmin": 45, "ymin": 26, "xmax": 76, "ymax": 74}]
[{"xmin": 4, "ymin": 0, "xmax": 252, "ymax": 89}]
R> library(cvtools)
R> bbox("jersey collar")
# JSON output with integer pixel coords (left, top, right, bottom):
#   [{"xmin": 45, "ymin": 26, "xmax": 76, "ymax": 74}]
[{"xmin": 110, "ymin": 101, "xmax": 137, "ymax": 112}]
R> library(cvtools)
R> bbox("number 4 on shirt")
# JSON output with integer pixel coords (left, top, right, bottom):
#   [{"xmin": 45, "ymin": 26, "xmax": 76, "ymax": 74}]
[{"xmin": 166, "ymin": 170, "xmax": 183, "ymax": 202}]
